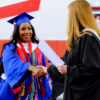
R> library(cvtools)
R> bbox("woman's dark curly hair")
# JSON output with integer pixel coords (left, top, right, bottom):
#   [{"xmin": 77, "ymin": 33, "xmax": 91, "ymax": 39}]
[{"xmin": 2, "ymin": 23, "xmax": 39, "ymax": 53}]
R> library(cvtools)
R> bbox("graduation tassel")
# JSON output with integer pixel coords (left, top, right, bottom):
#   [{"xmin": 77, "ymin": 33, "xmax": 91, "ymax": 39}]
[
  {"xmin": 21, "ymin": 81, "xmax": 25, "ymax": 96},
  {"xmin": 13, "ymin": 20, "xmax": 16, "ymax": 30}
]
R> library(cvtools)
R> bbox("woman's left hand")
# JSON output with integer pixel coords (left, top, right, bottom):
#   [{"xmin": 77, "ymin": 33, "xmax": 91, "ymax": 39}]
[{"xmin": 57, "ymin": 65, "xmax": 67, "ymax": 74}]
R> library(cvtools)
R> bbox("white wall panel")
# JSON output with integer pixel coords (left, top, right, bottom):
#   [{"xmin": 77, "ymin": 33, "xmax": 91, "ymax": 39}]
[{"xmin": 0, "ymin": 0, "xmax": 74, "ymax": 40}]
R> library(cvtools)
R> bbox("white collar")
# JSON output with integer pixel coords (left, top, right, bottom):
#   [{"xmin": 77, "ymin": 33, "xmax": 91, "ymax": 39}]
[
  {"xmin": 83, "ymin": 29, "xmax": 100, "ymax": 40},
  {"xmin": 17, "ymin": 42, "xmax": 37, "ymax": 53},
  {"xmin": 1, "ymin": 73, "xmax": 6, "ymax": 80}
]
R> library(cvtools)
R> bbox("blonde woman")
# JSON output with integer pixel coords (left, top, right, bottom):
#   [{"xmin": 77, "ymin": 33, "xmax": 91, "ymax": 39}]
[{"xmin": 39, "ymin": 0, "xmax": 100, "ymax": 100}]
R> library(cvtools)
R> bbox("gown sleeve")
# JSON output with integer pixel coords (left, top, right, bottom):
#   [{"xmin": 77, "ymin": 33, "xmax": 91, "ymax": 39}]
[
  {"xmin": 47, "ymin": 65, "xmax": 64, "ymax": 100},
  {"xmin": 3, "ymin": 44, "xmax": 30, "ymax": 88}
]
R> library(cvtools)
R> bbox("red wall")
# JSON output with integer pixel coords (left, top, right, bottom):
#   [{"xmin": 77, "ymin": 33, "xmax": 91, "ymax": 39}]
[
  {"xmin": 46, "ymin": 41, "xmax": 67, "ymax": 67},
  {"xmin": 0, "ymin": 40, "xmax": 67, "ymax": 67}
]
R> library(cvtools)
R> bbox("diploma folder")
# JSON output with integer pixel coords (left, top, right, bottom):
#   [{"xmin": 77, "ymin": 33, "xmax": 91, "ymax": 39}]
[{"xmin": 38, "ymin": 39, "xmax": 64, "ymax": 67}]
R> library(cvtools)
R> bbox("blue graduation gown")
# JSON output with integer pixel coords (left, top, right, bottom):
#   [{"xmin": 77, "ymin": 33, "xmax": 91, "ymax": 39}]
[{"xmin": 0, "ymin": 43, "xmax": 52, "ymax": 100}]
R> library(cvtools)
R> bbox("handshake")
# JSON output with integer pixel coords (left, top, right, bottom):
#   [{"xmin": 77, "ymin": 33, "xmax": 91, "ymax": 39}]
[
  {"xmin": 28, "ymin": 64, "xmax": 67, "ymax": 77},
  {"xmin": 34, "ymin": 66, "xmax": 48, "ymax": 77},
  {"xmin": 28, "ymin": 65, "xmax": 48, "ymax": 78}
]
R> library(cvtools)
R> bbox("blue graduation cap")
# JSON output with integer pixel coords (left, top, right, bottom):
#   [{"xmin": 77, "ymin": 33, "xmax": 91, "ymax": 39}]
[
  {"xmin": 7, "ymin": 12, "xmax": 34, "ymax": 28},
  {"xmin": 0, "ymin": 56, "xmax": 3, "ymax": 63}
]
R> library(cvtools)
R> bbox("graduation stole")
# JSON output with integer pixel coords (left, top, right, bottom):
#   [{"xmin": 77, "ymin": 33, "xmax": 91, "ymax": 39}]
[{"xmin": 28, "ymin": 47, "xmax": 46, "ymax": 99}]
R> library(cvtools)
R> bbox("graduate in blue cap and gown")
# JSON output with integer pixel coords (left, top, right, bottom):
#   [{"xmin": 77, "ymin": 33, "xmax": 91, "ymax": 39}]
[{"xmin": 0, "ymin": 12, "xmax": 52, "ymax": 100}]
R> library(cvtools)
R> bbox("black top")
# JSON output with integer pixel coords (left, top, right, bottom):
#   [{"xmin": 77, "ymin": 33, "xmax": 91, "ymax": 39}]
[{"xmin": 48, "ymin": 31, "xmax": 100, "ymax": 100}]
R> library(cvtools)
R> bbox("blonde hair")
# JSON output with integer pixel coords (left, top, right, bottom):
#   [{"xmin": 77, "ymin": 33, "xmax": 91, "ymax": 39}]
[{"xmin": 67, "ymin": 0, "xmax": 100, "ymax": 51}]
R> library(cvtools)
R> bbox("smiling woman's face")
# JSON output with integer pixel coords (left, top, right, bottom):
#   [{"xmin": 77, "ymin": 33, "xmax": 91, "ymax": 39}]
[{"xmin": 19, "ymin": 22, "xmax": 32, "ymax": 43}]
